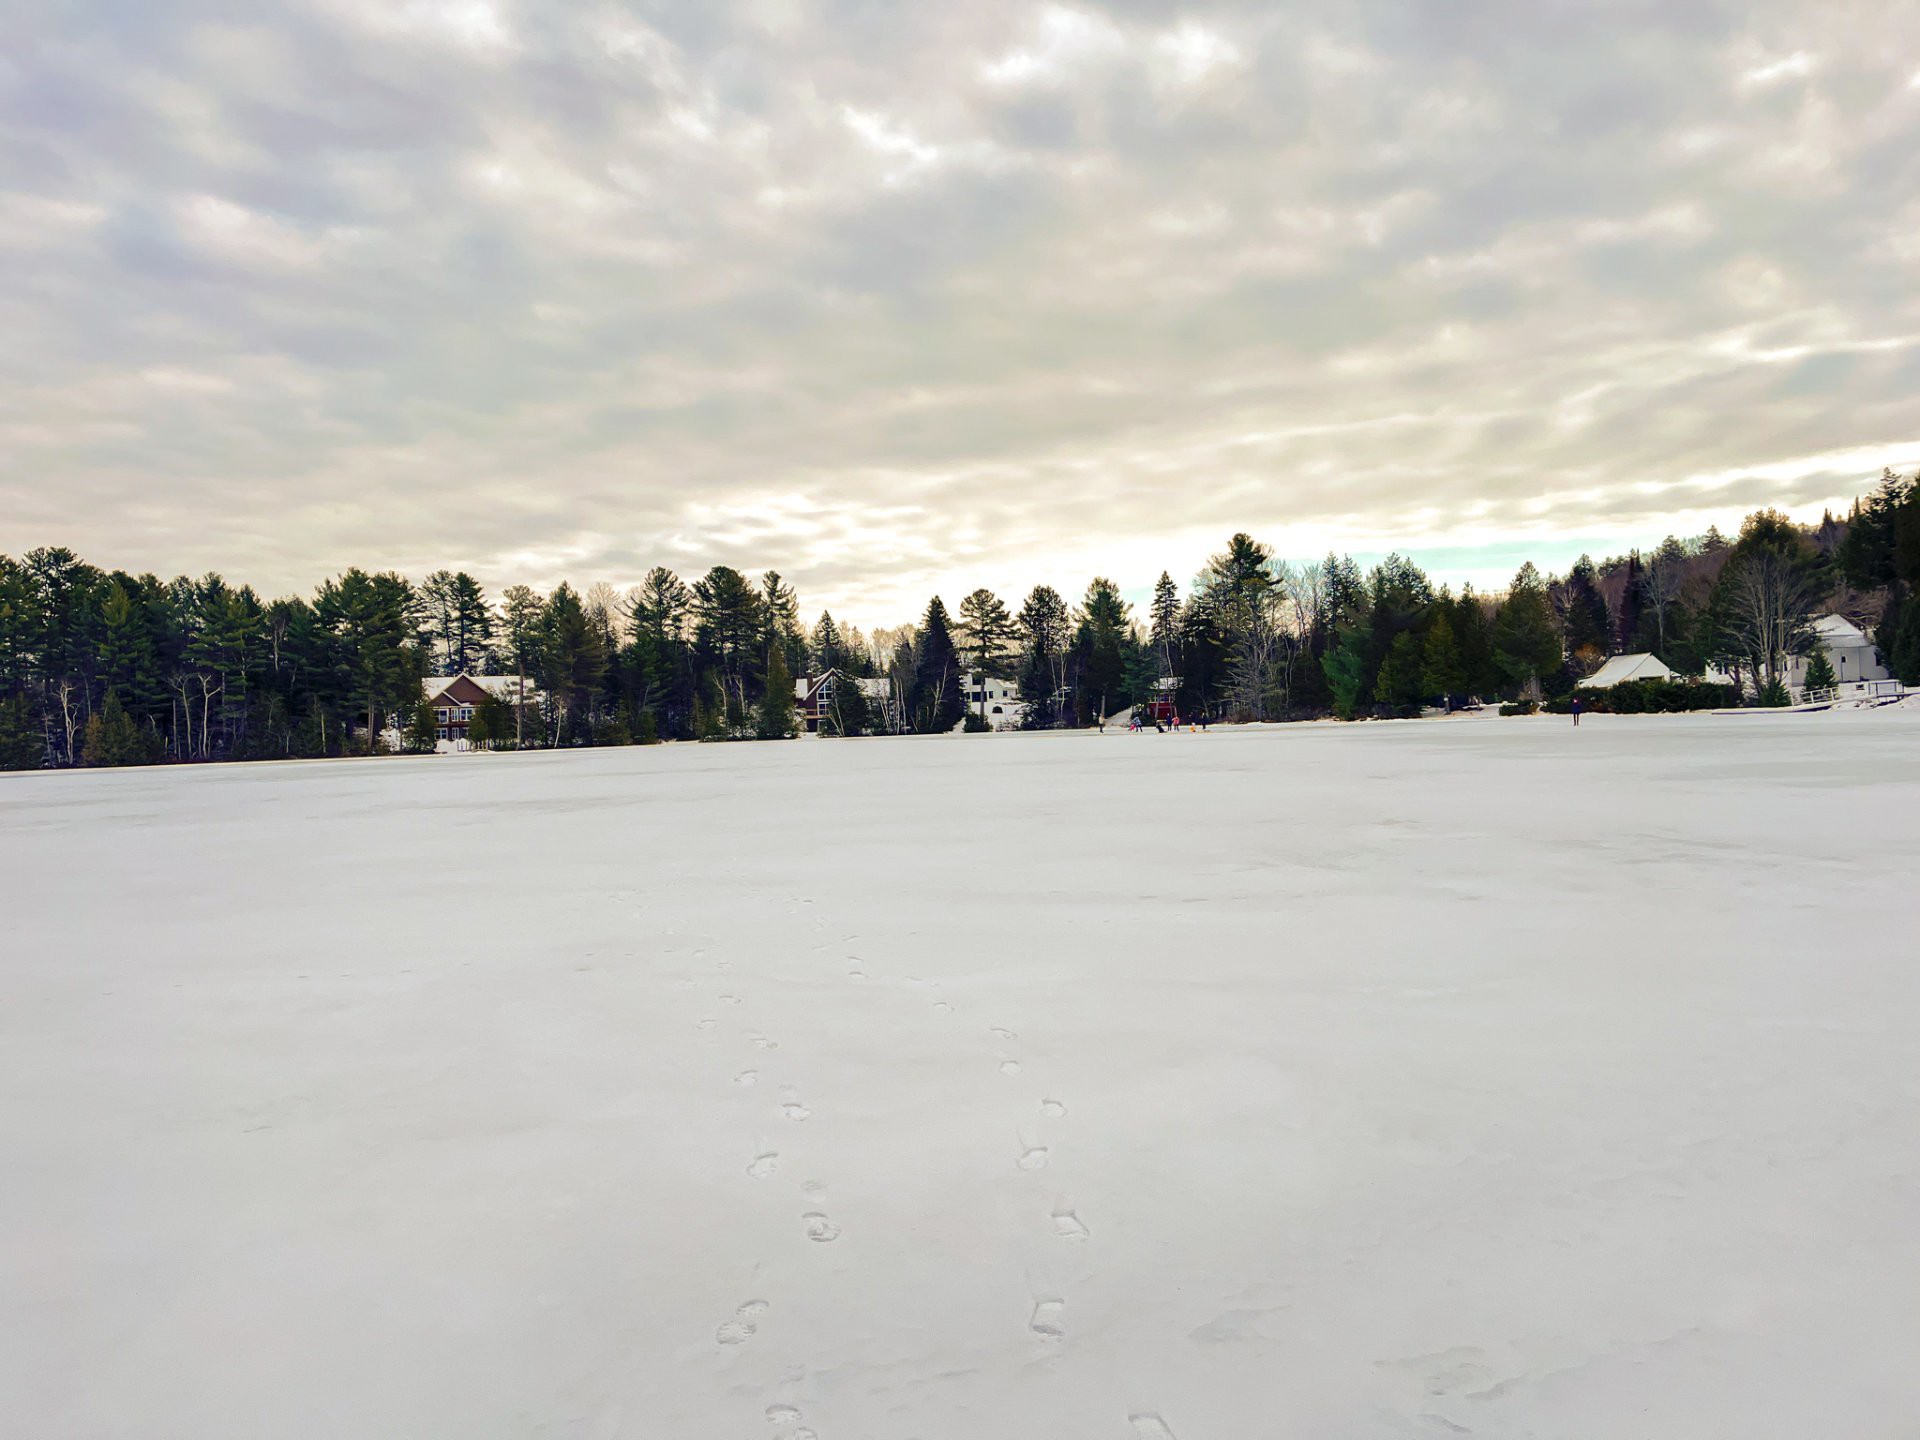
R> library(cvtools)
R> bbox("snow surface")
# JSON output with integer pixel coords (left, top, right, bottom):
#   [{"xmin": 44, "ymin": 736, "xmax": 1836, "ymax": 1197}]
[{"xmin": 3, "ymin": 709, "xmax": 1919, "ymax": 1439}]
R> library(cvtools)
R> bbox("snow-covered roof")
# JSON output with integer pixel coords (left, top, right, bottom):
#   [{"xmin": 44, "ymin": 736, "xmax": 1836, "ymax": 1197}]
[
  {"xmin": 424, "ymin": 674, "xmax": 536, "ymax": 701},
  {"xmin": 1577, "ymin": 653, "xmax": 1673, "ymax": 688},
  {"xmin": 1811, "ymin": 613, "xmax": 1870, "ymax": 647}
]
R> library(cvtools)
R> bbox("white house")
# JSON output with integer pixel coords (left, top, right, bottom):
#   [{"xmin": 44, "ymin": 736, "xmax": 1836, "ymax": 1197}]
[
  {"xmin": 960, "ymin": 670, "xmax": 1026, "ymax": 730},
  {"xmin": 1786, "ymin": 614, "xmax": 1889, "ymax": 693},
  {"xmin": 1577, "ymin": 653, "xmax": 1674, "ymax": 689}
]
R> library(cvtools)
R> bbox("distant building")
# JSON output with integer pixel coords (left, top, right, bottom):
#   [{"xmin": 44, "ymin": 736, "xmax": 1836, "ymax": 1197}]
[
  {"xmin": 1576, "ymin": 653, "xmax": 1675, "ymax": 689},
  {"xmin": 422, "ymin": 674, "xmax": 538, "ymax": 744},
  {"xmin": 961, "ymin": 670, "xmax": 1026, "ymax": 730},
  {"xmin": 1785, "ymin": 614, "xmax": 1889, "ymax": 693},
  {"xmin": 795, "ymin": 671, "xmax": 901, "ymax": 733}
]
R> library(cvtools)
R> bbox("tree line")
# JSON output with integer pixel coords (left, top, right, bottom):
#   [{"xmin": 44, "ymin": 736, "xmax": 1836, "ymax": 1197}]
[{"xmin": 3, "ymin": 469, "xmax": 1915, "ymax": 770}]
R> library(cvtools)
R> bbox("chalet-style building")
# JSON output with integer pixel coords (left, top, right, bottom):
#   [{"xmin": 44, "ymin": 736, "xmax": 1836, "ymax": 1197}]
[{"xmin": 794, "ymin": 671, "xmax": 902, "ymax": 734}]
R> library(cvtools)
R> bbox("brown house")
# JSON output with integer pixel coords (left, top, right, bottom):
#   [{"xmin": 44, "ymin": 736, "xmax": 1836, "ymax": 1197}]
[{"xmin": 421, "ymin": 674, "xmax": 537, "ymax": 744}]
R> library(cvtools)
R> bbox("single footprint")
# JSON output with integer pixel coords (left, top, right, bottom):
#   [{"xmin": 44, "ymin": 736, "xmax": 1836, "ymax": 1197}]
[
  {"xmin": 782, "ymin": 1102, "xmax": 812, "ymax": 1122},
  {"xmin": 801, "ymin": 1212, "xmax": 841, "ymax": 1243},
  {"xmin": 1018, "ymin": 1146, "xmax": 1050, "ymax": 1171},
  {"xmin": 715, "ymin": 1299, "xmax": 768, "ymax": 1346},
  {"xmin": 1129, "ymin": 1415, "xmax": 1178, "ymax": 1439},
  {"xmin": 765, "ymin": 1404, "xmax": 802, "ymax": 1426},
  {"xmin": 849, "ymin": 967, "xmax": 867, "ymax": 980},
  {"xmin": 697, "ymin": 1018, "xmax": 716, "ymax": 1031},
  {"xmin": 751, "ymin": 1034, "xmax": 779, "ymax": 1050},
  {"xmin": 734, "ymin": 1070, "xmax": 759, "ymax": 1087},
  {"xmin": 1040, "ymin": 1099, "xmax": 1068, "ymax": 1118},
  {"xmin": 720, "ymin": 994, "xmax": 743, "ymax": 1006},
  {"xmin": 1051, "ymin": 1208, "xmax": 1090, "ymax": 1240},
  {"xmin": 747, "ymin": 1152, "xmax": 779, "ymax": 1178},
  {"xmin": 999, "ymin": 1060, "xmax": 1022, "ymax": 1076},
  {"xmin": 990, "ymin": 1027, "xmax": 1018, "ymax": 1041},
  {"xmin": 933, "ymin": 1000, "xmax": 953, "ymax": 1013},
  {"xmin": 1029, "ymin": 1297, "xmax": 1066, "ymax": 1339}
]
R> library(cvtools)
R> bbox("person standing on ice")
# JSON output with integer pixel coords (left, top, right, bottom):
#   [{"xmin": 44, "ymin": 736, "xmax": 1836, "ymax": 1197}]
[{"xmin": 1571, "ymin": 696, "xmax": 1582, "ymax": 728}]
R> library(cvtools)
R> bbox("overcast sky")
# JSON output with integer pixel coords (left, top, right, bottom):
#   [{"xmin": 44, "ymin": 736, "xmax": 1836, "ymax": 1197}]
[{"xmin": 5, "ymin": 1, "xmax": 1919, "ymax": 626}]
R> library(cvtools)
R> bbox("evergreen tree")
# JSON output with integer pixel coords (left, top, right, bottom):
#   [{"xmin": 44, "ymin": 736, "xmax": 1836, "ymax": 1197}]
[
  {"xmin": 1016, "ymin": 585, "xmax": 1072, "ymax": 727},
  {"xmin": 447, "ymin": 572, "xmax": 494, "ymax": 673},
  {"xmin": 1802, "ymin": 644, "xmax": 1838, "ymax": 692},
  {"xmin": 1891, "ymin": 599, "xmax": 1920, "ymax": 684},
  {"xmin": 1076, "ymin": 577, "xmax": 1134, "ymax": 724},
  {"xmin": 809, "ymin": 611, "xmax": 846, "ymax": 674},
  {"xmin": 822, "ymin": 671, "xmax": 872, "ymax": 737},
  {"xmin": 1451, "ymin": 587, "xmax": 1498, "ymax": 699},
  {"xmin": 0, "ymin": 691, "xmax": 43, "ymax": 769},
  {"xmin": 315, "ymin": 569, "xmax": 426, "ymax": 753},
  {"xmin": 757, "ymin": 646, "xmax": 796, "ymax": 738},
  {"xmin": 1421, "ymin": 608, "xmax": 1465, "ymax": 704},
  {"xmin": 956, "ymin": 588, "xmax": 1016, "ymax": 717},
  {"xmin": 1149, "ymin": 571, "xmax": 1180, "ymax": 677},
  {"xmin": 406, "ymin": 699, "xmax": 440, "ymax": 753},
  {"xmin": 693, "ymin": 567, "xmax": 765, "ymax": 721},
  {"xmin": 1322, "ymin": 629, "xmax": 1367, "ymax": 719},
  {"xmin": 537, "ymin": 583, "xmax": 610, "ymax": 744},
  {"xmin": 912, "ymin": 597, "xmax": 963, "ymax": 733},
  {"xmin": 82, "ymin": 691, "xmax": 155, "ymax": 766},
  {"xmin": 1492, "ymin": 562, "xmax": 1562, "ymax": 699},
  {"xmin": 1373, "ymin": 629, "xmax": 1425, "ymax": 711},
  {"xmin": 761, "ymin": 570, "xmax": 806, "ymax": 678},
  {"xmin": 627, "ymin": 567, "xmax": 693, "ymax": 739},
  {"xmin": 1560, "ymin": 555, "xmax": 1612, "ymax": 665},
  {"xmin": 466, "ymin": 694, "xmax": 494, "ymax": 750}
]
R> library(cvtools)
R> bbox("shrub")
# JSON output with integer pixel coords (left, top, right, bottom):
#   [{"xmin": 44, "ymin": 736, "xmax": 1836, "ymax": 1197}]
[
  {"xmin": 1562, "ymin": 679, "xmax": 1741, "ymax": 714},
  {"xmin": 962, "ymin": 712, "xmax": 991, "ymax": 732},
  {"xmin": 1498, "ymin": 700, "xmax": 1538, "ymax": 716}
]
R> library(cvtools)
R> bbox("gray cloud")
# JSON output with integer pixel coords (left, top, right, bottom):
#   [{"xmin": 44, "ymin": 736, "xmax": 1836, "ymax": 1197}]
[{"xmin": 3, "ymin": 0, "xmax": 1919, "ymax": 623}]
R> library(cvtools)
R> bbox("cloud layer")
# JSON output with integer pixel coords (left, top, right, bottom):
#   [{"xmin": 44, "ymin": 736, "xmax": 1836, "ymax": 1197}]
[{"xmin": 5, "ymin": 0, "xmax": 1919, "ymax": 622}]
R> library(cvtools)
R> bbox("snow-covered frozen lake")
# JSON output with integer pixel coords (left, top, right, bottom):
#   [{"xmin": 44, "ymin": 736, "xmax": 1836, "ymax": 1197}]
[{"xmin": 4, "ymin": 710, "xmax": 1919, "ymax": 1439}]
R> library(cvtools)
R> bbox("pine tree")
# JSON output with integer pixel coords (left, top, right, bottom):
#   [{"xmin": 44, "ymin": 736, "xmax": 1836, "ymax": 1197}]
[
  {"xmin": 1492, "ymin": 563, "xmax": 1562, "ymax": 699},
  {"xmin": 1077, "ymin": 578, "xmax": 1134, "ymax": 724},
  {"xmin": 448, "ymin": 572, "xmax": 493, "ymax": 673},
  {"xmin": 757, "ymin": 645, "xmax": 796, "ymax": 739},
  {"xmin": 1372, "ymin": 629, "xmax": 1425, "ymax": 711},
  {"xmin": 1893, "ymin": 599, "xmax": 1920, "ymax": 684},
  {"xmin": 1149, "ymin": 572, "xmax": 1180, "ymax": 677},
  {"xmin": 1322, "ymin": 630, "xmax": 1366, "ymax": 719},
  {"xmin": 405, "ymin": 698, "xmax": 439, "ymax": 753},
  {"xmin": 537, "ymin": 583, "xmax": 610, "ymax": 744},
  {"xmin": 82, "ymin": 691, "xmax": 153, "ymax": 766},
  {"xmin": 466, "ymin": 695, "xmax": 493, "ymax": 750},
  {"xmin": 956, "ymin": 588, "xmax": 1015, "ymax": 718},
  {"xmin": 1016, "ymin": 585, "xmax": 1072, "ymax": 726},
  {"xmin": 1802, "ymin": 644, "xmax": 1838, "ymax": 693},
  {"xmin": 809, "ymin": 612, "xmax": 845, "ymax": 674},
  {"xmin": 1560, "ymin": 555, "xmax": 1612, "ymax": 671},
  {"xmin": 1421, "ymin": 609, "xmax": 1464, "ymax": 704},
  {"xmin": 1451, "ymin": 587, "xmax": 1497, "ymax": 699},
  {"xmin": 912, "ymin": 597, "xmax": 963, "ymax": 733}
]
